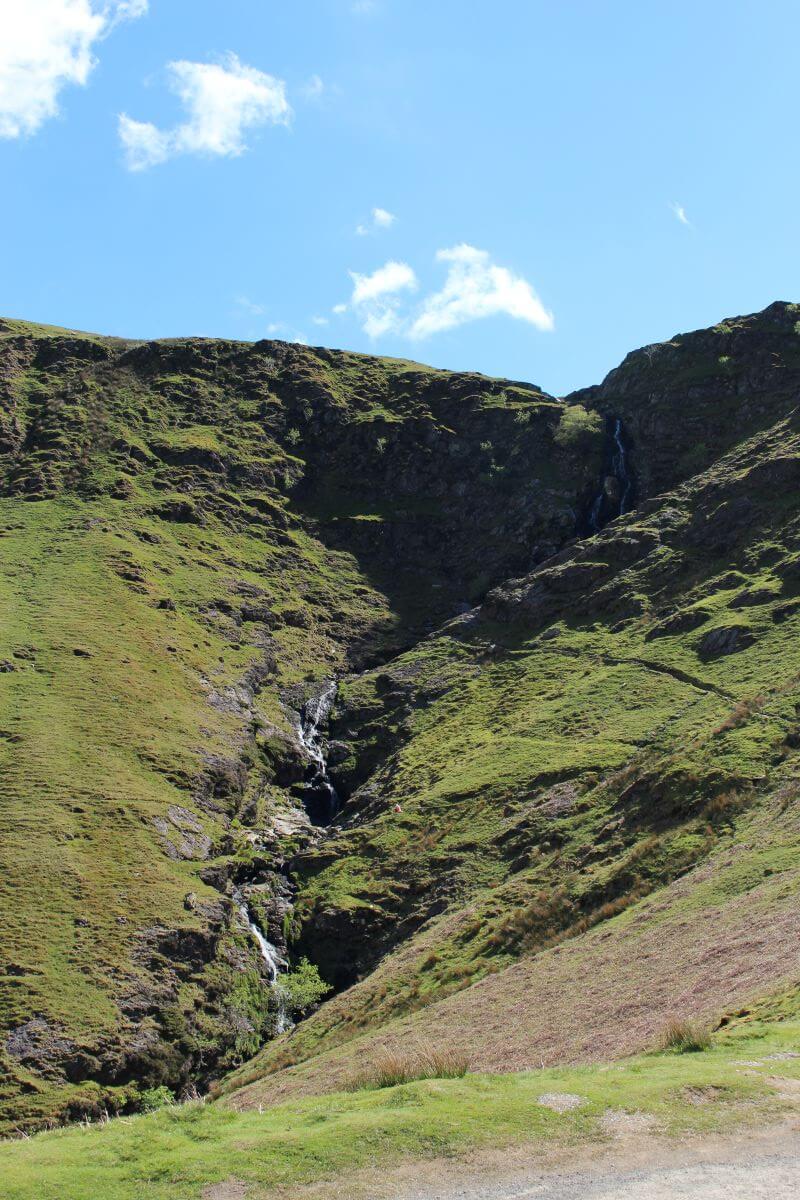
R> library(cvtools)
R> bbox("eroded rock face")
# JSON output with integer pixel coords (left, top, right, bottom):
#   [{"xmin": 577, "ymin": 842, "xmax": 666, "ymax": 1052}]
[{"xmin": 698, "ymin": 625, "xmax": 755, "ymax": 659}]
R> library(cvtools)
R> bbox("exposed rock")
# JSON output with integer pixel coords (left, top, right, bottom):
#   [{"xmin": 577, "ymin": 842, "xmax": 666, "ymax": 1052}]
[{"xmin": 698, "ymin": 625, "xmax": 755, "ymax": 659}]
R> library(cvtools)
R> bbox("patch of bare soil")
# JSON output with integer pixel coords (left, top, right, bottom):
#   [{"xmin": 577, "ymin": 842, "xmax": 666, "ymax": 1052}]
[
  {"xmin": 202, "ymin": 1181, "xmax": 249, "ymax": 1200},
  {"xmin": 599, "ymin": 1109, "xmax": 659, "ymax": 1135},
  {"xmin": 537, "ymin": 1093, "xmax": 585, "ymax": 1113}
]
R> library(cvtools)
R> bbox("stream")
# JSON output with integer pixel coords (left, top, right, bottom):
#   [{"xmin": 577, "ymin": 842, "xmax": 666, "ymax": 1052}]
[{"xmin": 234, "ymin": 680, "xmax": 340, "ymax": 1034}]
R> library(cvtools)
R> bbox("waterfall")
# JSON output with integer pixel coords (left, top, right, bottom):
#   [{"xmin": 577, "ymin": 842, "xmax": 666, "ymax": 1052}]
[
  {"xmin": 231, "ymin": 681, "xmax": 340, "ymax": 1039},
  {"xmin": 297, "ymin": 681, "xmax": 340, "ymax": 826},
  {"xmin": 611, "ymin": 417, "xmax": 632, "ymax": 514},
  {"xmin": 588, "ymin": 491, "xmax": 604, "ymax": 533},
  {"xmin": 586, "ymin": 415, "xmax": 633, "ymax": 532},
  {"xmin": 234, "ymin": 889, "xmax": 293, "ymax": 1033}
]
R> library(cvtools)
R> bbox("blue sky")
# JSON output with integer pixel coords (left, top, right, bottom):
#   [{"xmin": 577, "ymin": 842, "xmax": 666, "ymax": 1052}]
[{"xmin": 1, "ymin": 1, "xmax": 798, "ymax": 394}]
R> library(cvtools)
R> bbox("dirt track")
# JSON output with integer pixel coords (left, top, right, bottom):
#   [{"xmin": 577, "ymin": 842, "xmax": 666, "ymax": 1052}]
[
  {"xmin": 392, "ymin": 1124, "xmax": 800, "ymax": 1200},
  {"xmin": 291, "ymin": 1121, "xmax": 800, "ymax": 1200}
]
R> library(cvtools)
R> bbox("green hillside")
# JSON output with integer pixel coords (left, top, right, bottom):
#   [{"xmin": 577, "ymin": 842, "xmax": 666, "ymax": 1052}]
[
  {"xmin": 0, "ymin": 317, "xmax": 601, "ymax": 1131},
  {"xmin": 1, "ymin": 302, "xmax": 799, "ymax": 1165}
]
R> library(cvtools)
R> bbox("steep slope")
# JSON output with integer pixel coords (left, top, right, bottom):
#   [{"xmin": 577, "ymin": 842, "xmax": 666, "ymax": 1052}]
[
  {"xmin": 217, "ymin": 303, "xmax": 800, "ymax": 1108},
  {"xmin": 2, "ymin": 304, "xmax": 800, "ymax": 1135},
  {"xmin": 0, "ymin": 318, "xmax": 603, "ymax": 1132}
]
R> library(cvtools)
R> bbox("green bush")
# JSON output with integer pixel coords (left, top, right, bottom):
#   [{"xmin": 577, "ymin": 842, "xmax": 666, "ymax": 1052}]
[
  {"xmin": 277, "ymin": 958, "xmax": 331, "ymax": 1014},
  {"xmin": 138, "ymin": 1086, "xmax": 175, "ymax": 1113},
  {"xmin": 554, "ymin": 404, "xmax": 602, "ymax": 450}
]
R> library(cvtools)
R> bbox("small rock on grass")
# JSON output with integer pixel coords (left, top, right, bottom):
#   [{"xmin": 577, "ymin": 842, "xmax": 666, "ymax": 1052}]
[{"xmin": 537, "ymin": 1092, "xmax": 585, "ymax": 1113}]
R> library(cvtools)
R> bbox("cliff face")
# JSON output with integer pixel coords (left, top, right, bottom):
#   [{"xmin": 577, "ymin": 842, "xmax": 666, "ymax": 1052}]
[{"xmin": 1, "ymin": 305, "xmax": 800, "ymax": 1132}]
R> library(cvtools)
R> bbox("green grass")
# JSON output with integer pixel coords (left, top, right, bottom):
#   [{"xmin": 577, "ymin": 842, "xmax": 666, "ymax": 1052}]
[{"xmin": 1, "ymin": 1021, "xmax": 798, "ymax": 1200}]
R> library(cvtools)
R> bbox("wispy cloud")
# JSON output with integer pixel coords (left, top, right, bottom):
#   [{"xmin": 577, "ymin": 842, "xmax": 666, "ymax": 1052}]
[
  {"xmin": 340, "ymin": 245, "xmax": 552, "ymax": 341},
  {"xmin": 234, "ymin": 295, "xmax": 266, "ymax": 317},
  {"xmin": 266, "ymin": 321, "xmax": 308, "ymax": 345},
  {"xmin": 311, "ymin": 315, "xmax": 329, "ymax": 326},
  {"xmin": 301, "ymin": 74, "xmax": 324, "ymax": 101},
  {"xmin": 0, "ymin": 0, "xmax": 147, "ymax": 140},
  {"xmin": 356, "ymin": 206, "xmax": 397, "ymax": 236},
  {"xmin": 119, "ymin": 53, "xmax": 291, "ymax": 170},
  {"xmin": 409, "ymin": 245, "xmax": 553, "ymax": 339},
  {"xmin": 670, "ymin": 201, "xmax": 692, "ymax": 227},
  {"xmin": 343, "ymin": 260, "xmax": 417, "ymax": 337}
]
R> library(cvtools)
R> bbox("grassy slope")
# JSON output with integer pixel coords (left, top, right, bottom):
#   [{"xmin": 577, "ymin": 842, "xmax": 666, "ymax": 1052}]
[
  {"xmin": 3, "ymin": 304, "xmax": 800, "ymax": 1145},
  {"xmin": 219, "ymin": 389, "xmax": 800, "ymax": 1105},
  {"xmin": 2, "ymin": 1017, "xmax": 799, "ymax": 1199},
  {"xmin": 0, "ymin": 320, "xmax": 600, "ymax": 1131}
]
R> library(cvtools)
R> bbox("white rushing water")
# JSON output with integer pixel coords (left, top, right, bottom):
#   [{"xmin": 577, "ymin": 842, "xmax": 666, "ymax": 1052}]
[
  {"xmin": 234, "ymin": 889, "xmax": 293, "ymax": 1033},
  {"xmin": 588, "ymin": 416, "xmax": 633, "ymax": 531},
  {"xmin": 231, "ymin": 681, "xmax": 340, "ymax": 1037},
  {"xmin": 297, "ymin": 681, "xmax": 340, "ymax": 824},
  {"xmin": 611, "ymin": 417, "xmax": 633, "ymax": 514}
]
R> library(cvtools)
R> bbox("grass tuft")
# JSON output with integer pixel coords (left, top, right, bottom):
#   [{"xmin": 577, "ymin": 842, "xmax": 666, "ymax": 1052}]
[
  {"xmin": 346, "ymin": 1042, "xmax": 470, "ymax": 1090},
  {"xmin": 657, "ymin": 1018, "xmax": 712, "ymax": 1054}
]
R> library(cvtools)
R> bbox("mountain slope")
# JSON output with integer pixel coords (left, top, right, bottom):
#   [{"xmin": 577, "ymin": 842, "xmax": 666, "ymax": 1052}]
[
  {"xmin": 1, "ymin": 305, "xmax": 800, "ymax": 1133},
  {"xmin": 0, "ymin": 317, "xmax": 603, "ymax": 1132},
  {"xmin": 218, "ymin": 302, "xmax": 800, "ymax": 1106}
]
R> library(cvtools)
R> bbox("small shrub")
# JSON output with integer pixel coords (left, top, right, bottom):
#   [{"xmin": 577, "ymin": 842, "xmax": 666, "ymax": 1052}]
[
  {"xmin": 554, "ymin": 404, "xmax": 602, "ymax": 450},
  {"xmin": 704, "ymin": 788, "xmax": 749, "ymax": 824},
  {"xmin": 514, "ymin": 409, "xmax": 531, "ymax": 425},
  {"xmin": 657, "ymin": 1018, "xmax": 712, "ymax": 1054},
  {"xmin": 276, "ymin": 957, "xmax": 331, "ymax": 1015},
  {"xmin": 376, "ymin": 436, "xmax": 387, "ymax": 454},
  {"xmin": 138, "ymin": 1085, "xmax": 175, "ymax": 1113},
  {"xmin": 347, "ymin": 1042, "xmax": 470, "ymax": 1090},
  {"xmin": 286, "ymin": 426, "xmax": 301, "ymax": 446}
]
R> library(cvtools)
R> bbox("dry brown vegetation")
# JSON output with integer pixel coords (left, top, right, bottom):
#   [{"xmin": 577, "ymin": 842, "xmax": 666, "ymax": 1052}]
[
  {"xmin": 657, "ymin": 1018, "xmax": 712, "ymax": 1053},
  {"xmin": 345, "ymin": 1042, "xmax": 470, "ymax": 1090}
]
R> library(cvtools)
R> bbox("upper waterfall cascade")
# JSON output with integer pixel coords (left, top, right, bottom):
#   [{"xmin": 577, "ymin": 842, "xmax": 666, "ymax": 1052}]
[{"xmin": 587, "ymin": 415, "xmax": 634, "ymax": 532}]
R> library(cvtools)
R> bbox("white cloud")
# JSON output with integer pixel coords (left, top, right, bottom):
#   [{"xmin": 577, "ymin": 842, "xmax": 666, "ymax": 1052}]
[
  {"xmin": 352, "ymin": 0, "xmax": 378, "ymax": 12},
  {"xmin": 344, "ymin": 259, "xmax": 417, "ymax": 338},
  {"xmin": 332, "ymin": 303, "xmax": 348, "ymax": 315},
  {"xmin": 118, "ymin": 113, "xmax": 169, "ymax": 169},
  {"xmin": 112, "ymin": 0, "xmax": 147, "ymax": 17},
  {"xmin": 670, "ymin": 201, "xmax": 691, "ymax": 227},
  {"xmin": 311, "ymin": 315, "xmax": 329, "ymax": 326},
  {"xmin": 119, "ymin": 53, "xmax": 291, "ymax": 170},
  {"xmin": 0, "ymin": 0, "xmax": 146, "ymax": 140},
  {"xmin": 356, "ymin": 205, "xmax": 396, "ymax": 236},
  {"xmin": 408, "ymin": 244, "xmax": 554, "ymax": 339},
  {"xmin": 350, "ymin": 260, "xmax": 415, "ymax": 304},
  {"xmin": 337, "ymin": 245, "xmax": 553, "ymax": 342}
]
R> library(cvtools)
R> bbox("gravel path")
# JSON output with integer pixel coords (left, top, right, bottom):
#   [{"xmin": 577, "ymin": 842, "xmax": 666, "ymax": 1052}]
[
  {"xmin": 384, "ymin": 1126, "xmax": 800, "ymax": 1200},
  {"xmin": 418, "ymin": 1154, "xmax": 799, "ymax": 1199}
]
